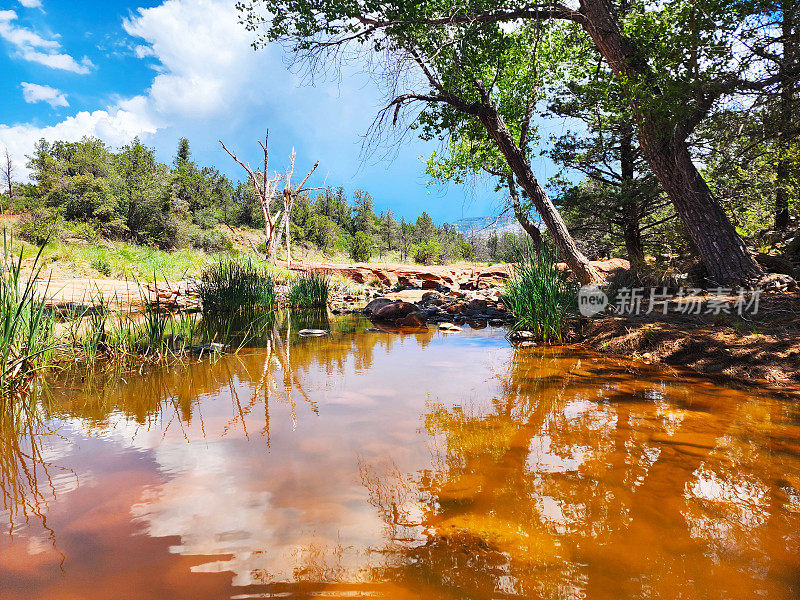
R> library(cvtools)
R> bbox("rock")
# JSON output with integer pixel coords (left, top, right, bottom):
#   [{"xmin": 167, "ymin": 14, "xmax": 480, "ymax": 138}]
[
  {"xmin": 298, "ymin": 329, "xmax": 330, "ymax": 337},
  {"xmin": 421, "ymin": 291, "xmax": 441, "ymax": 302},
  {"xmin": 422, "ymin": 279, "xmax": 439, "ymax": 290},
  {"xmin": 373, "ymin": 301, "xmax": 418, "ymax": 321},
  {"xmin": 509, "ymin": 330, "xmax": 537, "ymax": 340},
  {"xmin": 489, "ymin": 319, "xmax": 505, "ymax": 326},
  {"xmin": 445, "ymin": 303, "xmax": 465, "ymax": 315},
  {"xmin": 363, "ymin": 297, "xmax": 392, "ymax": 315},
  {"xmin": 397, "ymin": 312, "xmax": 427, "ymax": 327},
  {"xmin": 465, "ymin": 299, "xmax": 488, "ymax": 314},
  {"xmin": 439, "ymin": 322, "xmax": 462, "ymax": 332},
  {"xmin": 468, "ymin": 320, "xmax": 487, "ymax": 329}
]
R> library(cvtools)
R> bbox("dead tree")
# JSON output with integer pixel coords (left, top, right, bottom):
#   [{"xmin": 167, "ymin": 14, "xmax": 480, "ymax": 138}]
[
  {"xmin": 2, "ymin": 149, "xmax": 14, "ymax": 211},
  {"xmin": 273, "ymin": 148, "xmax": 320, "ymax": 266},
  {"xmin": 221, "ymin": 133, "xmax": 321, "ymax": 265}
]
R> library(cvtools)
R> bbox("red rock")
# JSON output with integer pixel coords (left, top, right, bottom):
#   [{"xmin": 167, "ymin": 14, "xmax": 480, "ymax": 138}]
[
  {"xmin": 445, "ymin": 303, "xmax": 465, "ymax": 314},
  {"xmin": 396, "ymin": 313, "xmax": 426, "ymax": 327},
  {"xmin": 373, "ymin": 301, "xmax": 417, "ymax": 321},
  {"xmin": 422, "ymin": 279, "xmax": 439, "ymax": 290}
]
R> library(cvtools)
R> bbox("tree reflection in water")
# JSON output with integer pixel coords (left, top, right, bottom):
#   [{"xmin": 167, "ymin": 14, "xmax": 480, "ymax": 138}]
[
  {"xmin": 360, "ymin": 348, "xmax": 800, "ymax": 599},
  {"xmin": 0, "ymin": 316, "xmax": 798, "ymax": 599}
]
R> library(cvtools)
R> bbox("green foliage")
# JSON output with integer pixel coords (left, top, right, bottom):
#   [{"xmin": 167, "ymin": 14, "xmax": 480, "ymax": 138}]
[
  {"xmin": 198, "ymin": 259, "xmax": 277, "ymax": 315},
  {"xmin": 17, "ymin": 208, "xmax": 61, "ymax": 246},
  {"xmin": 503, "ymin": 244, "xmax": 576, "ymax": 343},
  {"xmin": 411, "ymin": 241, "xmax": 441, "ymax": 265},
  {"xmin": 350, "ymin": 231, "xmax": 373, "ymax": 262},
  {"xmin": 286, "ymin": 271, "xmax": 330, "ymax": 307}
]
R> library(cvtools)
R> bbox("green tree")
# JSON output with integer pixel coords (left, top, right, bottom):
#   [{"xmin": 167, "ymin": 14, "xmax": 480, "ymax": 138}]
[
  {"xmin": 238, "ymin": 0, "xmax": 769, "ymax": 283},
  {"xmin": 351, "ymin": 231, "xmax": 373, "ymax": 262}
]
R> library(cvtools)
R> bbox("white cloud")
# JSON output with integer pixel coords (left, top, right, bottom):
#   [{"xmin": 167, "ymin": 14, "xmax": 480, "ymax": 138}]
[
  {"xmin": 0, "ymin": 9, "xmax": 93, "ymax": 73},
  {"xmin": 0, "ymin": 0, "xmax": 381, "ymax": 183},
  {"xmin": 18, "ymin": 0, "xmax": 43, "ymax": 8},
  {"xmin": 21, "ymin": 82, "xmax": 68, "ymax": 107}
]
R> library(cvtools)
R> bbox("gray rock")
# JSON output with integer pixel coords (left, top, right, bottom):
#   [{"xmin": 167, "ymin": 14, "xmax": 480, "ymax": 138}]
[
  {"xmin": 298, "ymin": 329, "xmax": 330, "ymax": 337},
  {"xmin": 439, "ymin": 322, "xmax": 462, "ymax": 332}
]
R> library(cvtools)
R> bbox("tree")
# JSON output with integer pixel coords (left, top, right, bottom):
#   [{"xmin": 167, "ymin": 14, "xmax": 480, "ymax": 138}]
[
  {"xmin": 351, "ymin": 231, "xmax": 373, "ymax": 262},
  {"xmin": 176, "ymin": 137, "xmax": 191, "ymax": 166},
  {"xmin": 378, "ymin": 209, "xmax": 397, "ymax": 255},
  {"xmin": 238, "ymin": 0, "xmax": 768, "ymax": 284},
  {"xmin": 117, "ymin": 138, "xmax": 169, "ymax": 244},
  {"xmin": 398, "ymin": 218, "xmax": 413, "ymax": 262},
  {"xmin": 239, "ymin": 3, "xmax": 602, "ymax": 284},
  {"xmin": 352, "ymin": 190, "xmax": 376, "ymax": 235},
  {"xmin": 546, "ymin": 64, "xmax": 672, "ymax": 270},
  {"xmin": 221, "ymin": 132, "xmax": 319, "ymax": 264},
  {"xmin": 2, "ymin": 148, "xmax": 13, "ymax": 211}
]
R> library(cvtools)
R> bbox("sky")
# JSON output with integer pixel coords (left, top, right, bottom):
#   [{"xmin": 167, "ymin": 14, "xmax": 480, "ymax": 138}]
[{"xmin": 0, "ymin": 0, "xmax": 568, "ymax": 223}]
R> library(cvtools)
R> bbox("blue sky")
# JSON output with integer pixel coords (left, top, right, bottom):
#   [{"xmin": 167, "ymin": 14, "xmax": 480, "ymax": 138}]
[{"xmin": 0, "ymin": 0, "xmax": 567, "ymax": 223}]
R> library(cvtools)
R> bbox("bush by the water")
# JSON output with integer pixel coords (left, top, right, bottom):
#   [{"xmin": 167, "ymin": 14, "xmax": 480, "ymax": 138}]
[
  {"xmin": 198, "ymin": 259, "xmax": 276, "ymax": 314},
  {"xmin": 286, "ymin": 271, "xmax": 330, "ymax": 308},
  {"xmin": 504, "ymin": 244, "xmax": 576, "ymax": 343}
]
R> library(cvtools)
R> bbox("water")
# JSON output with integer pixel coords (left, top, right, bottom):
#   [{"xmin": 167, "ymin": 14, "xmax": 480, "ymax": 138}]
[{"xmin": 1, "ymin": 314, "xmax": 799, "ymax": 599}]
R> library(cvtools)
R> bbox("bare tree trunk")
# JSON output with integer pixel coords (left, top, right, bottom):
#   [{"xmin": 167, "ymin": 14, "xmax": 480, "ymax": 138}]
[
  {"xmin": 579, "ymin": 0, "xmax": 762, "ymax": 284},
  {"xmin": 775, "ymin": 0, "xmax": 797, "ymax": 230},
  {"xmin": 2, "ymin": 149, "xmax": 14, "ymax": 212},
  {"xmin": 478, "ymin": 106, "xmax": 601, "ymax": 284}
]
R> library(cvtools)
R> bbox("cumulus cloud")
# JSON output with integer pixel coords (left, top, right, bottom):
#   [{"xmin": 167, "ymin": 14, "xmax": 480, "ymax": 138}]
[
  {"xmin": 0, "ymin": 0, "xmax": 381, "ymax": 183},
  {"xmin": 18, "ymin": 0, "xmax": 43, "ymax": 8},
  {"xmin": 21, "ymin": 81, "xmax": 68, "ymax": 107},
  {"xmin": 0, "ymin": 9, "xmax": 93, "ymax": 73}
]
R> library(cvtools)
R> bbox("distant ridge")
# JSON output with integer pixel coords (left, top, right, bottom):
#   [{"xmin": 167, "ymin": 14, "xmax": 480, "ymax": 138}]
[{"xmin": 450, "ymin": 214, "xmax": 523, "ymax": 239}]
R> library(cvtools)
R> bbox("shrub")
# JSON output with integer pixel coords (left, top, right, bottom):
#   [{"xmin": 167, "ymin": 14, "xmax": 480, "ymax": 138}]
[
  {"xmin": 286, "ymin": 271, "xmax": 330, "ymax": 307},
  {"xmin": 350, "ymin": 231, "xmax": 372, "ymax": 262},
  {"xmin": 91, "ymin": 257, "xmax": 112, "ymax": 277},
  {"xmin": 195, "ymin": 229, "xmax": 227, "ymax": 252},
  {"xmin": 198, "ymin": 259, "xmax": 276, "ymax": 314},
  {"xmin": 411, "ymin": 241, "xmax": 441, "ymax": 265},
  {"xmin": 503, "ymin": 243, "xmax": 576, "ymax": 343},
  {"xmin": 17, "ymin": 208, "xmax": 62, "ymax": 246}
]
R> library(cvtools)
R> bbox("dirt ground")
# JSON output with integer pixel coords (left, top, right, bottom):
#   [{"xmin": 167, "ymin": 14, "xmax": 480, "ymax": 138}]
[{"xmin": 581, "ymin": 290, "xmax": 800, "ymax": 395}]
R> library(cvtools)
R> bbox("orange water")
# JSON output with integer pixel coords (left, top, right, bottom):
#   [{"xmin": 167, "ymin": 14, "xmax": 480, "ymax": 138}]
[{"xmin": 1, "ymin": 314, "xmax": 798, "ymax": 599}]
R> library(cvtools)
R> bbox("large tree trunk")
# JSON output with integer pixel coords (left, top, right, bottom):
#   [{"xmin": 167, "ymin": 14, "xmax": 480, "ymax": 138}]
[
  {"xmin": 619, "ymin": 122, "xmax": 646, "ymax": 271},
  {"xmin": 477, "ymin": 107, "xmax": 602, "ymax": 284},
  {"xmin": 775, "ymin": 0, "xmax": 796, "ymax": 230},
  {"xmin": 579, "ymin": 0, "xmax": 763, "ymax": 284}
]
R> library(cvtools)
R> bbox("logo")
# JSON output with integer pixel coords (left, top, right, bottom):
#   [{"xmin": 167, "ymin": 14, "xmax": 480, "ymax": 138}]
[{"xmin": 578, "ymin": 285, "xmax": 608, "ymax": 317}]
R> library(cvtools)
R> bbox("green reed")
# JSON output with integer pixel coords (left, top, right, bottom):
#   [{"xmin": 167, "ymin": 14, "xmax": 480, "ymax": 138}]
[
  {"xmin": 0, "ymin": 233, "xmax": 57, "ymax": 400},
  {"xmin": 198, "ymin": 259, "xmax": 277, "ymax": 315},
  {"xmin": 503, "ymin": 242, "xmax": 576, "ymax": 343},
  {"xmin": 286, "ymin": 271, "xmax": 330, "ymax": 308}
]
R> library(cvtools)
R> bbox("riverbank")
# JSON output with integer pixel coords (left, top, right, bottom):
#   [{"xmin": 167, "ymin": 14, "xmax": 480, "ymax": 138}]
[{"xmin": 580, "ymin": 290, "xmax": 800, "ymax": 394}]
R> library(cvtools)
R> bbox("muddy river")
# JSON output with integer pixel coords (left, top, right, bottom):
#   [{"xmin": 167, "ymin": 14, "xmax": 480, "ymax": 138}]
[{"xmin": 1, "ymin": 313, "xmax": 799, "ymax": 599}]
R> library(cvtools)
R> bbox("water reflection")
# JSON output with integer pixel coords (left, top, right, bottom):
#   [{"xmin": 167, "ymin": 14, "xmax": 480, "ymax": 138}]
[{"xmin": 0, "ymin": 315, "xmax": 798, "ymax": 599}]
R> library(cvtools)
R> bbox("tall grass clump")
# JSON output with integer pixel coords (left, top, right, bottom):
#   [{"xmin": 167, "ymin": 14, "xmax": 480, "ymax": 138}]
[
  {"xmin": 0, "ymin": 234, "xmax": 57, "ymax": 399},
  {"xmin": 286, "ymin": 271, "xmax": 330, "ymax": 308},
  {"xmin": 503, "ymin": 243, "xmax": 576, "ymax": 343},
  {"xmin": 198, "ymin": 259, "xmax": 276, "ymax": 315}
]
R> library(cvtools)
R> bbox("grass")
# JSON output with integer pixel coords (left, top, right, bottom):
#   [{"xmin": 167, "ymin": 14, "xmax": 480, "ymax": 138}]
[
  {"xmin": 503, "ymin": 243, "xmax": 576, "ymax": 343},
  {"xmin": 198, "ymin": 258, "xmax": 277, "ymax": 315},
  {"xmin": 0, "ymin": 234, "xmax": 58, "ymax": 400},
  {"xmin": 16, "ymin": 239, "xmax": 215, "ymax": 281},
  {"xmin": 286, "ymin": 271, "xmax": 330, "ymax": 308}
]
